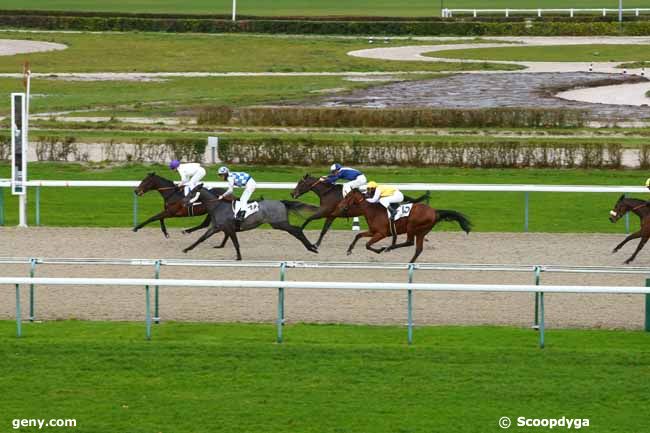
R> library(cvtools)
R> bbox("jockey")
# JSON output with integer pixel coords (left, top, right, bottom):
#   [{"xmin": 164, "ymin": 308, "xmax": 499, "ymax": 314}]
[
  {"xmin": 365, "ymin": 181, "xmax": 404, "ymax": 220},
  {"xmin": 217, "ymin": 166, "xmax": 257, "ymax": 222},
  {"xmin": 169, "ymin": 160, "xmax": 205, "ymax": 203},
  {"xmin": 645, "ymin": 178, "xmax": 650, "ymax": 190},
  {"xmin": 320, "ymin": 163, "xmax": 367, "ymax": 197}
]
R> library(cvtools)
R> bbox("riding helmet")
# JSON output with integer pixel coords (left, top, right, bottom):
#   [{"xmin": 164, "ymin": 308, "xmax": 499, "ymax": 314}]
[
  {"xmin": 218, "ymin": 166, "xmax": 229, "ymax": 175},
  {"xmin": 330, "ymin": 163, "xmax": 342, "ymax": 172},
  {"xmin": 169, "ymin": 159, "xmax": 180, "ymax": 170},
  {"xmin": 645, "ymin": 178, "xmax": 650, "ymax": 188},
  {"xmin": 367, "ymin": 181, "xmax": 378, "ymax": 189}
]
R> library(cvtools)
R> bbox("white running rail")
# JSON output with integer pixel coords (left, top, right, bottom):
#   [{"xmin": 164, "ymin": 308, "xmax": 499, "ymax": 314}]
[{"xmin": 442, "ymin": 8, "xmax": 650, "ymax": 18}]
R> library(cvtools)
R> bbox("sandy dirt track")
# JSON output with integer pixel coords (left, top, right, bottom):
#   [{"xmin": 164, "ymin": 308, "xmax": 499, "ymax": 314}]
[{"xmin": 0, "ymin": 228, "xmax": 648, "ymax": 330}]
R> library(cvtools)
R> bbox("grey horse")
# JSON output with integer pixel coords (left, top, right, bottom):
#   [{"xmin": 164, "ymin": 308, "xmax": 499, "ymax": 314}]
[{"xmin": 181, "ymin": 184, "xmax": 319, "ymax": 260}]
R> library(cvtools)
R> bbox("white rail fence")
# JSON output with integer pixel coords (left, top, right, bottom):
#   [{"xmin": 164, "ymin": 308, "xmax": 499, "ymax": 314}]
[
  {"xmin": 2, "ymin": 257, "xmax": 650, "ymax": 347},
  {"xmin": 0, "ymin": 180, "xmax": 646, "ymax": 232},
  {"xmin": 441, "ymin": 8, "xmax": 650, "ymax": 18}
]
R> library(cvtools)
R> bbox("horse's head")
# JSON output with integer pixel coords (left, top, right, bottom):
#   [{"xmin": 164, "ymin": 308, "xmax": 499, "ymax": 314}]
[
  {"xmin": 609, "ymin": 194, "xmax": 628, "ymax": 223},
  {"xmin": 134, "ymin": 172, "xmax": 157, "ymax": 196},
  {"xmin": 182, "ymin": 183, "xmax": 204, "ymax": 207},
  {"xmin": 291, "ymin": 174, "xmax": 318, "ymax": 199},
  {"xmin": 332, "ymin": 190, "xmax": 364, "ymax": 217}
]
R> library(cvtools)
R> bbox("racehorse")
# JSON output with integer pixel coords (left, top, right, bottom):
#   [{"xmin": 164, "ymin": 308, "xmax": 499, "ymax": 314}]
[
  {"xmin": 133, "ymin": 172, "xmax": 226, "ymax": 238},
  {"xmin": 291, "ymin": 174, "xmax": 430, "ymax": 249},
  {"xmin": 332, "ymin": 190, "xmax": 471, "ymax": 263},
  {"xmin": 609, "ymin": 195, "xmax": 650, "ymax": 264},
  {"xmin": 181, "ymin": 184, "xmax": 319, "ymax": 260}
]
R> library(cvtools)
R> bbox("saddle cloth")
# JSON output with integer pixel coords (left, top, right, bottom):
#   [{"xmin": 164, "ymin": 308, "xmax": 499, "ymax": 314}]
[
  {"xmin": 388, "ymin": 203, "xmax": 413, "ymax": 221},
  {"xmin": 232, "ymin": 201, "xmax": 260, "ymax": 219}
]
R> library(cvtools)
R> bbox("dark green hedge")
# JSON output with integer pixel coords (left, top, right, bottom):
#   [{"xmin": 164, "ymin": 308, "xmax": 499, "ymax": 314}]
[
  {"xmin": 1, "ymin": 14, "xmax": 649, "ymax": 35},
  {"xmin": 218, "ymin": 137, "xmax": 625, "ymax": 168},
  {"xmin": 198, "ymin": 106, "xmax": 587, "ymax": 129}
]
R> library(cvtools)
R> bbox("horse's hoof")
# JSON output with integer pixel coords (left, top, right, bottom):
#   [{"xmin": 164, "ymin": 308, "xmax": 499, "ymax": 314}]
[
  {"xmin": 132, "ymin": 228, "xmax": 138, "ymax": 233},
  {"xmin": 182, "ymin": 249, "xmax": 189, "ymax": 254},
  {"xmin": 181, "ymin": 230, "xmax": 188, "ymax": 235},
  {"xmin": 309, "ymin": 246, "xmax": 319, "ymax": 254},
  {"xmin": 383, "ymin": 247, "xmax": 392, "ymax": 253},
  {"xmin": 164, "ymin": 233, "xmax": 170, "ymax": 239},
  {"xmin": 612, "ymin": 248, "xmax": 618, "ymax": 254},
  {"xmin": 346, "ymin": 250, "xmax": 353, "ymax": 256}
]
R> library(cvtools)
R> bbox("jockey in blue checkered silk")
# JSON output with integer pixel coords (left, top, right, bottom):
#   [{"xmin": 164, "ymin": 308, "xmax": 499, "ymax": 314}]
[
  {"xmin": 320, "ymin": 163, "xmax": 367, "ymax": 197},
  {"xmin": 217, "ymin": 166, "xmax": 257, "ymax": 222}
]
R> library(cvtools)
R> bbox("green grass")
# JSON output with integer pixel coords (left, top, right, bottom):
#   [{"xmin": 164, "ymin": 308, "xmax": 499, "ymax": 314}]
[
  {"xmin": 432, "ymin": 44, "xmax": 650, "ymax": 62},
  {"xmin": 0, "ymin": 76, "xmax": 373, "ymax": 117},
  {"xmin": 0, "ymin": 321, "xmax": 649, "ymax": 433},
  {"xmin": 0, "ymin": 163, "xmax": 645, "ymax": 233},
  {"xmin": 4, "ymin": 0, "xmax": 650, "ymax": 17},
  {"xmin": 0, "ymin": 32, "xmax": 518, "ymax": 74}
]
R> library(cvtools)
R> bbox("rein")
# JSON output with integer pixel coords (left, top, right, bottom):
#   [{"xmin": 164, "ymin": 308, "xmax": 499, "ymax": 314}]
[{"xmin": 632, "ymin": 203, "xmax": 648, "ymax": 212}]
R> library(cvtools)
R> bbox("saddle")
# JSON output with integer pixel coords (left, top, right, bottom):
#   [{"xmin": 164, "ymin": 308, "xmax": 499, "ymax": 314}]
[{"xmin": 231, "ymin": 201, "xmax": 260, "ymax": 220}]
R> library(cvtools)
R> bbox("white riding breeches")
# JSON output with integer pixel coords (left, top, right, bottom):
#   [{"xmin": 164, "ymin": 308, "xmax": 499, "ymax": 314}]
[
  {"xmin": 183, "ymin": 167, "xmax": 206, "ymax": 196},
  {"xmin": 379, "ymin": 191, "xmax": 404, "ymax": 208},
  {"xmin": 342, "ymin": 175, "xmax": 368, "ymax": 196},
  {"xmin": 235, "ymin": 178, "xmax": 256, "ymax": 213}
]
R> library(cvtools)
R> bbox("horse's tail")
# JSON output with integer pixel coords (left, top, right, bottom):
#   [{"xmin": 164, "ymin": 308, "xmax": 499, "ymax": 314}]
[
  {"xmin": 281, "ymin": 200, "xmax": 319, "ymax": 218},
  {"xmin": 435, "ymin": 209, "xmax": 472, "ymax": 234},
  {"xmin": 404, "ymin": 191, "xmax": 430, "ymax": 204}
]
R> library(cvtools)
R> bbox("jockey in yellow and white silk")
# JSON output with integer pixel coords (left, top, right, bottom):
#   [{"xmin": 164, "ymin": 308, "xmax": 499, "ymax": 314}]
[
  {"xmin": 169, "ymin": 160, "xmax": 206, "ymax": 203},
  {"xmin": 365, "ymin": 181, "xmax": 404, "ymax": 220}
]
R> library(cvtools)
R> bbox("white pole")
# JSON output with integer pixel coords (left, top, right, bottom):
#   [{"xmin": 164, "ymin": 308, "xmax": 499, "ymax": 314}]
[
  {"xmin": 232, "ymin": 0, "xmax": 237, "ymax": 21},
  {"xmin": 19, "ymin": 63, "xmax": 30, "ymax": 228},
  {"xmin": 619, "ymin": 0, "xmax": 623, "ymax": 22}
]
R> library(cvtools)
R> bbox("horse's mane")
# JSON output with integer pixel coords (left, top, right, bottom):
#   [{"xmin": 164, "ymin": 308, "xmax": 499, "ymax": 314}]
[
  {"xmin": 149, "ymin": 172, "xmax": 176, "ymax": 188},
  {"xmin": 624, "ymin": 197, "xmax": 647, "ymax": 205}
]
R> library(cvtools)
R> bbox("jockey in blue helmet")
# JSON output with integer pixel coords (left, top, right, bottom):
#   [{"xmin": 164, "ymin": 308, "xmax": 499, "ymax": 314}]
[{"xmin": 320, "ymin": 163, "xmax": 367, "ymax": 197}]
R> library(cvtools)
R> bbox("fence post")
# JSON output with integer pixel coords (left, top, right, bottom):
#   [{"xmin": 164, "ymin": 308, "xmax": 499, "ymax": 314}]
[
  {"xmin": 35, "ymin": 186, "xmax": 40, "ymax": 226},
  {"xmin": 15, "ymin": 284, "xmax": 22, "ymax": 338},
  {"xmin": 533, "ymin": 266, "xmax": 541, "ymax": 329},
  {"xmin": 539, "ymin": 292, "xmax": 545, "ymax": 349},
  {"xmin": 133, "ymin": 193, "xmax": 138, "ymax": 229},
  {"xmin": 154, "ymin": 260, "xmax": 161, "ymax": 324},
  {"xmin": 0, "ymin": 186, "xmax": 4, "ymax": 225},
  {"xmin": 145, "ymin": 285, "xmax": 151, "ymax": 340},
  {"xmin": 524, "ymin": 192, "xmax": 529, "ymax": 232},
  {"xmin": 29, "ymin": 258, "xmax": 36, "ymax": 322},
  {"xmin": 407, "ymin": 264, "xmax": 415, "ymax": 345},
  {"xmin": 645, "ymin": 279, "xmax": 650, "ymax": 332},
  {"xmin": 277, "ymin": 262, "xmax": 286, "ymax": 343}
]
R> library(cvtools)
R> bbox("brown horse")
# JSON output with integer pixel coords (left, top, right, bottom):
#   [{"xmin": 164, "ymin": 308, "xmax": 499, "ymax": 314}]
[
  {"xmin": 291, "ymin": 174, "xmax": 429, "ymax": 249},
  {"xmin": 332, "ymin": 190, "xmax": 471, "ymax": 263},
  {"xmin": 609, "ymin": 195, "xmax": 650, "ymax": 264},
  {"xmin": 133, "ymin": 173, "xmax": 226, "ymax": 238}
]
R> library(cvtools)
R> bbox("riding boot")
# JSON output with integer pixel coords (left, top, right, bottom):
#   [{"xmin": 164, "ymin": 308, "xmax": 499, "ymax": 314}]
[{"xmin": 388, "ymin": 204, "xmax": 398, "ymax": 221}]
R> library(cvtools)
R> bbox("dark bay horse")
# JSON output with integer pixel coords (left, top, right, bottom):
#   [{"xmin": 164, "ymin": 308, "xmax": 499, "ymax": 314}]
[
  {"xmin": 609, "ymin": 195, "xmax": 650, "ymax": 264},
  {"xmin": 332, "ymin": 190, "xmax": 471, "ymax": 263},
  {"xmin": 291, "ymin": 174, "xmax": 430, "ymax": 248},
  {"xmin": 133, "ymin": 173, "xmax": 226, "ymax": 238},
  {"xmin": 181, "ymin": 184, "xmax": 319, "ymax": 260}
]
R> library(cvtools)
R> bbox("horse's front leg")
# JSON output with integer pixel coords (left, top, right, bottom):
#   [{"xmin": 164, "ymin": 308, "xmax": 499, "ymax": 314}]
[
  {"xmin": 133, "ymin": 210, "xmax": 169, "ymax": 233},
  {"xmin": 182, "ymin": 226, "xmax": 219, "ymax": 253},
  {"xmin": 347, "ymin": 231, "xmax": 372, "ymax": 255},
  {"xmin": 159, "ymin": 219, "xmax": 169, "ymax": 239},
  {"xmin": 613, "ymin": 231, "xmax": 641, "ymax": 253},
  {"xmin": 183, "ymin": 215, "xmax": 211, "ymax": 235},
  {"xmin": 301, "ymin": 209, "xmax": 326, "ymax": 231},
  {"xmin": 314, "ymin": 217, "xmax": 335, "ymax": 248},
  {"xmin": 624, "ymin": 237, "xmax": 649, "ymax": 264},
  {"xmin": 213, "ymin": 233, "xmax": 230, "ymax": 249},
  {"xmin": 365, "ymin": 232, "xmax": 388, "ymax": 254}
]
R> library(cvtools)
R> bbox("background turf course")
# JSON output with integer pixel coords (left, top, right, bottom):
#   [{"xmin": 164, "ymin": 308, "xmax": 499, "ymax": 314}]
[
  {"xmin": 0, "ymin": 163, "xmax": 643, "ymax": 233},
  {"xmin": 4, "ymin": 0, "xmax": 650, "ymax": 16},
  {"xmin": 0, "ymin": 321, "xmax": 649, "ymax": 433}
]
